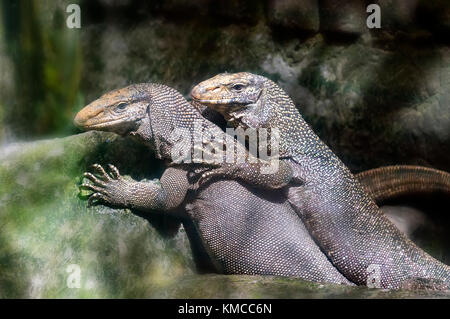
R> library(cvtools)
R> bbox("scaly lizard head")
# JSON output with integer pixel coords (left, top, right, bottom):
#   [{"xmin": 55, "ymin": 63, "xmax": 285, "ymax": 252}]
[
  {"xmin": 74, "ymin": 83, "xmax": 203, "ymax": 160},
  {"xmin": 74, "ymin": 84, "xmax": 150, "ymax": 135},
  {"xmin": 191, "ymin": 72, "xmax": 264, "ymax": 109},
  {"xmin": 190, "ymin": 72, "xmax": 269, "ymax": 129}
]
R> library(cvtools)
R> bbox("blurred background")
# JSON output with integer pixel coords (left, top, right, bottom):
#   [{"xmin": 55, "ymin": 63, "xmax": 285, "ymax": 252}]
[
  {"xmin": 1, "ymin": 0, "xmax": 449, "ymax": 172},
  {"xmin": 0, "ymin": 0, "xmax": 449, "ymax": 298}
]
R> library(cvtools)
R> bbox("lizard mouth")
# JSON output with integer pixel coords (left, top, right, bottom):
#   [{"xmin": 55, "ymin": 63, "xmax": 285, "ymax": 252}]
[
  {"xmin": 192, "ymin": 98, "xmax": 237, "ymax": 106},
  {"xmin": 80, "ymin": 116, "xmax": 129, "ymax": 130}
]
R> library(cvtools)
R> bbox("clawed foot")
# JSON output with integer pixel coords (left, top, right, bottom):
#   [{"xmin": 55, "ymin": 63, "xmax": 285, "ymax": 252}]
[
  {"xmin": 80, "ymin": 163, "xmax": 129, "ymax": 208},
  {"xmin": 197, "ymin": 164, "xmax": 238, "ymax": 186}
]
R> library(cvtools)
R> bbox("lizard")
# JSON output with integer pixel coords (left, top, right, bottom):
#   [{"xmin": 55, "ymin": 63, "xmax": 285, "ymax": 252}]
[
  {"xmin": 74, "ymin": 82, "xmax": 449, "ymax": 287},
  {"xmin": 194, "ymin": 102, "xmax": 450, "ymax": 204},
  {"xmin": 191, "ymin": 72, "xmax": 450, "ymax": 289},
  {"xmin": 73, "ymin": 83, "xmax": 355, "ymax": 285}
]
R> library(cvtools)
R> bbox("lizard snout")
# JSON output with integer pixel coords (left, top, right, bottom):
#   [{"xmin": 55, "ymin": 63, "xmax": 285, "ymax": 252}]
[
  {"xmin": 74, "ymin": 103, "xmax": 105, "ymax": 129},
  {"xmin": 190, "ymin": 84, "xmax": 222, "ymax": 101},
  {"xmin": 190, "ymin": 84, "xmax": 206, "ymax": 100}
]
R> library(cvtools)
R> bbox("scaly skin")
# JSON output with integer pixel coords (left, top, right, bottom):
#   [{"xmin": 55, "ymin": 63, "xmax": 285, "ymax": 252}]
[
  {"xmin": 192, "ymin": 100, "xmax": 450, "ymax": 204},
  {"xmin": 74, "ymin": 84, "xmax": 295, "ymax": 191},
  {"xmin": 74, "ymin": 83, "xmax": 353, "ymax": 285},
  {"xmin": 356, "ymin": 165, "xmax": 450, "ymax": 203},
  {"xmin": 191, "ymin": 72, "xmax": 450, "ymax": 290}
]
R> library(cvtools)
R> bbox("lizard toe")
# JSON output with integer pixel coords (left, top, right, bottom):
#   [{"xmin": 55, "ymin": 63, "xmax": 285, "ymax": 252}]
[
  {"xmin": 83, "ymin": 172, "xmax": 106, "ymax": 187},
  {"xmin": 87, "ymin": 192, "xmax": 106, "ymax": 207},
  {"xmin": 91, "ymin": 164, "xmax": 111, "ymax": 181},
  {"xmin": 107, "ymin": 164, "xmax": 121, "ymax": 180}
]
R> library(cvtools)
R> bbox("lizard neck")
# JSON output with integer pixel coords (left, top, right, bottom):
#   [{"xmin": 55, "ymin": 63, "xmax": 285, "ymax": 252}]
[
  {"xmin": 262, "ymin": 80, "xmax": 334, "ymax": 163},
  {"xmin": 138, "ymin": 86, "xmax": 214, "ymax": 161}
]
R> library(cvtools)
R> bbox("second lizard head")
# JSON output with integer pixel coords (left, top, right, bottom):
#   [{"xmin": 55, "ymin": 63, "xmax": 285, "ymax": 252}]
[{"xmin": 190, "ymin": 72, "xmax": 269, "ymax": 129}]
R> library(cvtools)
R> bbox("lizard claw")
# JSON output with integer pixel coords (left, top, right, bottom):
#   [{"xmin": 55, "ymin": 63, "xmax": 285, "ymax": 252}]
[
  {"xmin": 87, "ymin": 192, "xmax": 106, "ymax": 207},
  {"xmin": 91, "ymin": 163, "xmax": 110, "ymax": 181},
  {"xmin": 80, "ymin": 183, "xmax": 104, "ymax": 193},
  {"xmin": 107, "ymin": 164, "xmax": 121, "ymax": 180},
  {"xmin": 81, "ymin": 163, "xmax": 128, "ymax": 208},
  {"xmin": 198, "ymin": 172, "xmax": 213, "ymax": 186},
  {"xmin": 83, "ymin": 172, "xmax": 106, "ymax": 187},
  {"xmin": 192, "ymin": 140, "xmax": 223, "ymax": 165}
]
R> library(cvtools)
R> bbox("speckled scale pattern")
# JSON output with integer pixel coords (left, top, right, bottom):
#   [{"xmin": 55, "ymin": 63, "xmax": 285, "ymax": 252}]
[
  {"xmin": 145, "ymin": 84, "xmax": 293, "ymax": 189},
  {"xmin": 192, "ymin": 73, "xmax": 450, "ymax": 289},
  {"xmin": 264, "ymin": 78, "xmax": 450, "ymax": 289},
  {"xmin": 147, "ymin": 84, "xmax": 350, "ymax": 283},
  {"xmin": 75, "ymin": 83, "xmax": 352, "ymax": 286},
  {"xmin": 356, "ymin": 165, "xmax": 450, "ymax": 203},
  {"xmin": 187, "ymin": 180, "xmax": 351, "ymax": 284}
]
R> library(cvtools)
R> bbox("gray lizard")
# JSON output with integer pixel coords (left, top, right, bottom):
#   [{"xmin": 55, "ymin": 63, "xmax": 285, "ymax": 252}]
[
  {"xmin": 73, "ymin": 83, "xmax": 354, "ymax": 285},
  {"xmin": 191, "ymin": 72, "xmax": 450, "ymax": 289}
]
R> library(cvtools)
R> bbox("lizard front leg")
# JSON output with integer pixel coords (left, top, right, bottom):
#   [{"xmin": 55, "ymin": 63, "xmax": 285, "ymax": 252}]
[
  {"xmin": 195, "ymin": 139, "xmax": 303, "ymax": 189},
  {"xmin": 80, "ymin": 164, "xmax": 189, "ymax": 213}
]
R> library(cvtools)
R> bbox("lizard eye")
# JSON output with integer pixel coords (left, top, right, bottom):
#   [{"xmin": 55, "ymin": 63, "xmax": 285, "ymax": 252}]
[
  {"xmin": 231, "ymin": 84, "xmax": 245, "ymax": 91},
  {"xmin": 115, "ymin": 102, "xmax": 128, "ymax": 112}
]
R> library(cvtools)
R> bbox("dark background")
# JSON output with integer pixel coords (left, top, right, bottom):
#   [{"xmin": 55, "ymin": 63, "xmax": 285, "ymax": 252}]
[{"xmin": 1, "ymin": 0, "xmax": 449, "ymax": 173}]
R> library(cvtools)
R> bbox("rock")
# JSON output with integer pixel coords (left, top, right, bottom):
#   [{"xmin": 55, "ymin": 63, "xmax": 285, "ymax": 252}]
[
  {"xmin": 211, "ymin": 0, "xmax": 264, "ymax": 24},
  {"xmin": 164, "ymin": 274, "xmax": 450, "ymax": 298},
  {"xmin": 0, "ymin": 132, "xmax": 194, "ymax": 298},
  {"xmin": 159, "ymin": 0, "xmax": 211, "ymax": 17},
  {"xmin": 382, "ymin": 206, "xmax": 426, "ymax": 237},
  {"xmin": 261, "ymin": 35, "xmax": 450, "ymax": 173},
  {"xmin": 319, "ymin": 0, "xmax": 367, "ymax": 35},
  {"xmin": 417, "ymin": 0, "xmax": 450, "ymax": 35},
  {"xmin": 377, "ymin": 0, "xmax": 420, "ymax": 30},
  {"xmin": 267, "ymin": 0, "xmax": 320, "ymax": 32},
  {"xmin": 1, "ymin": 121, "xmax": 450, "ymax": 298}
]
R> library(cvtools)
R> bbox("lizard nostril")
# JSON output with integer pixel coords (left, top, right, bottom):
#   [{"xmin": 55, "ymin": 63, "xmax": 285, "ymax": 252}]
[
  {"xmin": 73, "ymin": 113, "xmax": 84, "ymax": 127},
  {"xmin": 205, "ymin": 86, "xmax": 220, "ymax": 93},
  {"xmin": 190, "ymin": 86, "xmax": 204, "ymax": 99}
]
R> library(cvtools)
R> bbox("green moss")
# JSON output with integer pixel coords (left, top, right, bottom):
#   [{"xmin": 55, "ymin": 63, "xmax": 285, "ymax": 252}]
[{"xmin": 0, "ymin": 132, "xmax": 193, "ymax": 298}]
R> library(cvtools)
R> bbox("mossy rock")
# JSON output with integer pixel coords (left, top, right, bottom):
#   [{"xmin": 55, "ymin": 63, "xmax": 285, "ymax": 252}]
[
  {"xmin": 1, "ymin": 132, "xmax": 450, "ymax": 298},
  {"xmin": 0, "ymin": 132, "xmax": 192, "ymax": 298},
  {"xmin": 164, "ymin": 274, "xmax": 450, "ymax": 299}
]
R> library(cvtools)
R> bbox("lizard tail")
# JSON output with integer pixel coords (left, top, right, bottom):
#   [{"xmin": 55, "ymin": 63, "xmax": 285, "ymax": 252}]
[{"xmin": 356, "ymin": 165, "xmax": 450, "ymax": 203}]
